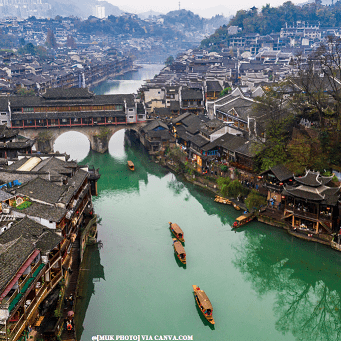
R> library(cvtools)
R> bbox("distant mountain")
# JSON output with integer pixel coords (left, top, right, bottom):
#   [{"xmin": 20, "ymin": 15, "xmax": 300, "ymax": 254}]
[
  {"xmin": 138, "ymin": 10, "xmax": 163, "ymax": 20},
  {"xmin": 46, "ymin": 0, "xmax": 122, "ymax": 18}
]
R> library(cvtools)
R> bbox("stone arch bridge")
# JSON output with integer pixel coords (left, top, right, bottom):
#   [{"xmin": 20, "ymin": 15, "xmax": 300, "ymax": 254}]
[{"xmin": 19, "ymin": 123, "xmax": 146, "ymax": 154}]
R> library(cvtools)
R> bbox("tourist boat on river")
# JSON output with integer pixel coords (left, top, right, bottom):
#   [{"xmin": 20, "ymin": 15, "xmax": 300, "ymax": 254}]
[
  {"xmin": 127, "ymin": 161, "xmax": 135, "ymax": 171},
  {"xmin": 169, "ymin": 222, "xmax": 185, "ymax": 243},
  {"xmin": 192, "ymin": 285, "xmax": 215, "ymax": 324},
  {"xmin": 232, "ymin": 213, "xmax": 255, "ymax": 228},
  {"xmin": 172, "ymin": 238, "xmax": 186, "ymax": 264},
  {"xmin": 233, "ymin": 203, "xmax": 241, "ymax": 210},
  {"xmin": 214, "ymin": 195, "xmax": 231, "ymax": 205}
]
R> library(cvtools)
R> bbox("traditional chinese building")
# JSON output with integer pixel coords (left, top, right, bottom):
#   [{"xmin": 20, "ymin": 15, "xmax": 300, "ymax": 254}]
[
  {"xmin": 8, "ymin": 88, "xmax": 146, "ymax": 129},
  {"xmin": 282, "ymin": 170, "xmax": 340, "ymax": 237}
]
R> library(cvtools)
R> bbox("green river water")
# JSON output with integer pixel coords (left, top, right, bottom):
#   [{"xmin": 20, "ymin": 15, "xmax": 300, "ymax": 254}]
[
  {"xmin": 74, "ymin": 132, "xmax": 341, "ymax": 341},
  {"xmin": 53, "ymin": 65, "xmax": 341, "ymax": 341}
]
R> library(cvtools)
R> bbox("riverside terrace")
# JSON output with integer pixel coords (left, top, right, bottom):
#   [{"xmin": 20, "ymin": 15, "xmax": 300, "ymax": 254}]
[{"xmin": 5, "ymin": 88, "xmax": 147, "ymax": 129}]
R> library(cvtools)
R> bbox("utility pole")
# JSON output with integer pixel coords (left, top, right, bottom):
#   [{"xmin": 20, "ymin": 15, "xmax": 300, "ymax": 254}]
[{"xmin": 179, "ymin": 1, "xmax": 180, "ymax": 10}]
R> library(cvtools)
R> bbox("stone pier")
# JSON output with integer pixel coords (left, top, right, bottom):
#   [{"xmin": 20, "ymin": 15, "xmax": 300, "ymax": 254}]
[{"xmin": 18, "ymin": 124, "xmax": 145, "ymax": 154}]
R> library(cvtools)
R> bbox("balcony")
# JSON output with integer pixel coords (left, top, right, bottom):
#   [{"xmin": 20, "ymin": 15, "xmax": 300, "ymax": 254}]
[
  {"xmin": 48, "ymin": 251, "xmax": 61, "ymax": 267},
  {"xmin": 9, "ymin": 263, "xmax": 45, "ymax": 313},
  {"xmin": 50, "ymin": 270, "xmax": 63, "ymax": 289}
]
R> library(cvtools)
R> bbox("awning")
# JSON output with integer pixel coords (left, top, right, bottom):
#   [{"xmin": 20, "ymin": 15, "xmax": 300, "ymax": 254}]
[{"xmin": 0, "ymin": 249, "xmax": 40, "ymax": 301}]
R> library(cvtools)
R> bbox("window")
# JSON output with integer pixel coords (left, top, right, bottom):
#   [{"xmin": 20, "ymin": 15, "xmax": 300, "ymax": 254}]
[
  {"xmin": 129, "ymin": 116, "xmax": 134, "ymax": 119},
  {"xmin": 128, "ymin": 108, "xmax": 134, "ymax": 112}
]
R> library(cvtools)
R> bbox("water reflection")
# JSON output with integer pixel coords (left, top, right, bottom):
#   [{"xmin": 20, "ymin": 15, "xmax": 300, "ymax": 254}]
[
  {"xmin": 75, "ymin": 244, "xmax": 105, "ymax": 341},
  {"xmin": 232, "ymin": 224, "xmax": 341, "ymax": 340},
  {"xmin": 167, "ymin": 177, "xmax": 185, "ymax": 196},
  {"xmin": 108, "ymin": 129, "xmax": 127, "ymax": 160},
  {"xmin": 54, "ymin": 131, "xmax": 90, "ymax": 162},
  {"xmin": 92, "ymin": 64, "xmax": 164, "ymax": 95}
]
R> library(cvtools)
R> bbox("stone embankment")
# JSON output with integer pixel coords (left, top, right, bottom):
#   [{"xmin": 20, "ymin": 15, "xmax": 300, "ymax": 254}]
[{"xmin": 152, "ymin": 150, "xmax": 339, "ymax": 251}]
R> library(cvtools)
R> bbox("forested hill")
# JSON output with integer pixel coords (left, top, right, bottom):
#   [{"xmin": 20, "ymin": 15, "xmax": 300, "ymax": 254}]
[{"xmin": 202, "ymin": 1, "xmax": 341, "ymax": 47}]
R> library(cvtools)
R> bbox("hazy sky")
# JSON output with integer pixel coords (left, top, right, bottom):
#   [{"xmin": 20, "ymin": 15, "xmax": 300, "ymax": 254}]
[{"xmin": 108, "ymin": 0, "xmax": 304, "ymax": 18}]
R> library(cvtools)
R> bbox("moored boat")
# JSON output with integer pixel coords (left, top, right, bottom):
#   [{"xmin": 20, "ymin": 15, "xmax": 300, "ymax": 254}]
[
  {"xmin": 169, "ymin": 222, "xmax": 185, "ymax": 243},
  {"xmin": 172, "ymin": 238, "xmax": 186, "ymax": 264},
  {"xmin": 127, "ymin": 160, "xmax": 135, "ymax": 171},
  {"xmin": 232, "ymin": 213, "xmax": 255, "ymax": 228},
  {"xmin": 214, "ymin": 195, "xmax": 231, "ymax": 205},
  {"xmin": 233, "ymin": 202, "xmax": 241, "ymax": 210},
  {"xmin": 192, "ymin": 285, "xmax": 215, "ymax": 324}
]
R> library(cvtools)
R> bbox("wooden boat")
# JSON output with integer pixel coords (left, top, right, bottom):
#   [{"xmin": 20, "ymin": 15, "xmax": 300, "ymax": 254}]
[
  {"xmin": 214, "ymin": 195, "xmax": 231, "ymax": 205},
  {"xmin": 192, "ymin": 285, "xmax": 215, "ymax": 324},
  {"xmin": 169, "ymin": 222, "xmax": 185, "ymax": 243},
  {"xmin": 127, "ymin": 160, "xmax": 135, "ymax": 171},
  {"xmin": 232, "ymin": 213, "xmax": 255, "ymax": 228},
  {"xmin": 173, "ymin": 238, "xmax": 186, "ymax": 264},
  {"xmin": 233, "ymin": 202, "xmax": 241, "ymax": 210}
]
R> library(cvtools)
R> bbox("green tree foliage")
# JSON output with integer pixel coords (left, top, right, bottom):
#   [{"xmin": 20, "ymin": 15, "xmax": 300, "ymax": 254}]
[
  {"xmin": 227, "ymin": 179, "xmax": 243, "ymax": 198},
  {"xmin": 217, "ymin": 176, "xmax": 231, "ymax": 197},
  {"xmin": 46, "ymin": 29, "xmax": 57, "ymax": 48},
  {"xmin": 252, "ymin": 84, "xmax": 294, "ymax": 172},
  {"xmin": 17, "ymin": 88, "xmax": 35, "ymax": 96},
  {"xmin": 18, "ymin": 43, "xmax": 47, "ymax": 57},
  {"xmin": 219, "ymin": 87, "xmax": 231, "ymax": 97},
  {"xmin": 245, "ymin": 190, "xmax": 266, "ymax": 211},
  {"xmin": 165, "ymin": 55, "xmax": 174, "ymax": 66}
]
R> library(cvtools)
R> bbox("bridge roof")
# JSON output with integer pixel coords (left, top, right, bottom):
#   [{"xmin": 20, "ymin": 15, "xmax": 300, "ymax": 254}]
[
  {"xmin": 42, "ymin": 88, "xmax": 94, "ymax": 99},
  {"xmin": 11, "ymin": 110, "xmax": 126, "ymax": 121},
  {"xmin": 9, "ymin": 93, "xmax": 136, "ymax": 109}
]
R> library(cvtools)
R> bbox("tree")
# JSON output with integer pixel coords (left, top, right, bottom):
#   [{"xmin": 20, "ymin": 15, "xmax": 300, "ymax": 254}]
[
  {"xmin": 46, "ymin": 29, "xmax": 57, "ymax": 49},
  {"xmin": 217, "ymin": 176, "xmax": 231, "ymax": 197},
  {"xmin": 245, "ymin": 190, "xmax": 266, "ymax": 211},
  {"xmin": 165, "ymin": 55, "xmax": 174, "ymax": 66},
  {"xmin": 219, "ymin": 87, "xmax": 231, "ymax": 97},
  {"xmin": 226, "ymin": 179, "xmax": 243, "ymax": 198},
  {"xmin": 251, "ymin": 83, "xmax": 294, "ymax": 171},
  {"xmin": 66, "ymin": 35, "xmax": 77, "ymax": 49},
  {"xmin": 17, "ymin": 88, "xmax": 35, "ymax": 96}
]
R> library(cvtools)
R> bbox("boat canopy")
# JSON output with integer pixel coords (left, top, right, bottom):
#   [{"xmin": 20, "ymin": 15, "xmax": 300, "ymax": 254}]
[
  {"xmin": 196, "ymin": 290, "xmax": 213, "ymax": 310},
  {"xmin": 236, "ymin": 213, "xmax": 253, "ymax": 221},
  {"xmin": 173, "ymin": 241, "xmax": 185, "ymax": 255},
  {"xmin": 128, "ymin": 161, "xmax": 134, "ymax": 167},
  {"xmin": 171, "ymin": 223, "xmax": 183, "ymax": 235}
]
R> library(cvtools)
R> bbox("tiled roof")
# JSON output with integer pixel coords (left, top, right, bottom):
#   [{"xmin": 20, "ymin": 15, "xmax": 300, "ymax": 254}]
[
  {"xmin": 181, "ymin": 89, "xmax": 203, "ymax": 100},
  {"xmin": 202, "ymin": 132, "xmax": 247, "ymax": 153},
  {"xmin": 294, "ymin": 170, "xmax": 333, "ymax": 187},
  {"xmin": 12, "ymin": 201, "xmax": 66, "ymax": 222},
  {"xmin": 0, "ymin": 236, "xmax": 35, "ymax": 293},
  {"xmin": 42, "ymin": 87, "xmax": 94, "ymax": 100},
  {"xmin": 17, "ymin": 177, "xmax": 66, "ymax": 205},
  {"xmin": 283, "ymin": 185, "xmax": 339, "ymax": 205},
  {"xmin": 260, "ymin": 164, "xmax": 293, "ymax": 181},
  {"xmin": 0, "ymin": 217, "xmax": 62, "ymax": 254},
  {"xmin": 206, "ymin": 81, "xmax": 223, "ymax": 92}
]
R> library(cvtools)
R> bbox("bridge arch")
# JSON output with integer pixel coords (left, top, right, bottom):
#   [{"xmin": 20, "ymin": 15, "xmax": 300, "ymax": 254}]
[
  {"xmin": 54, "ymin": 131, "xmax": 91, "ymax": 161},
  {"xmin": 18, "ymin": 124, "xmax": 144, "ymax": 154}
]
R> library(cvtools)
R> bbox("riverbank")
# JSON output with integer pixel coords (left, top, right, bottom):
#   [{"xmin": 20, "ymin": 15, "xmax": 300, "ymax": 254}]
[
  {"xmin": 151, "ymin": 148, "xmax": 340, "ymax": 251},
  {"xmin": 88, "ymin": 65, "xmax": 141, "ymax": 90}
]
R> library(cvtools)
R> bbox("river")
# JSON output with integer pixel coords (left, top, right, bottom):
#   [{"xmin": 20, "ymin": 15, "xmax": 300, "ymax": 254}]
[{"xmin": 54, "ymin": 65, "xmax": 341, "ymax": 341}]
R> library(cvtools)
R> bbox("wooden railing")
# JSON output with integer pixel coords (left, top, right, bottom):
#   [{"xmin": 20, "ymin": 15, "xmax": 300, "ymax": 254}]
[
  {"xmin": 48, "ymin": 251, "xmax": 61, "ymax": 267},
  {"xmin": 50, "ymin": 270, "xmax": 63, "ymax": 289}
]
